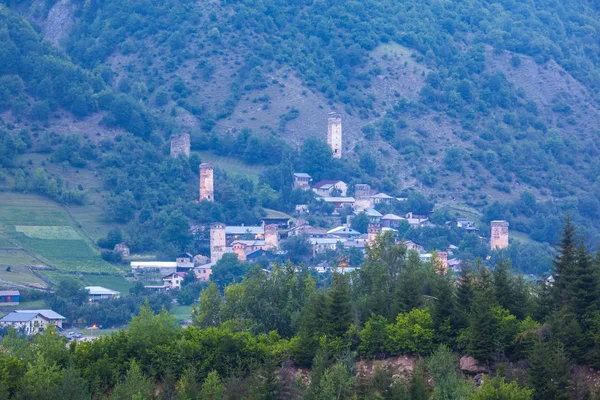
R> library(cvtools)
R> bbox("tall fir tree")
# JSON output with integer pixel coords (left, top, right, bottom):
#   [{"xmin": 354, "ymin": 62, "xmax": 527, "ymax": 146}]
[
  {"xmin": 468, "ymin": 267, "xmax": 500, "ymax": 362},
  {"xmin": 552, "ymin": 216, "xmax": 578, "ymax": 308},
  {"xmin": 456, "ymin": 264, "xmax": 475, "ymax": 330},
  {"xmin": 528, "ymin": 340, "xmax": 570, "ymax": 400},
  {"xmin": 326, "ymin": 273, "xmax": 352, "ymax": 337}
]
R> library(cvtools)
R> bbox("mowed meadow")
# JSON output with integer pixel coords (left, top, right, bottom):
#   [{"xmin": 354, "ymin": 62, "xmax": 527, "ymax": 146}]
[{"xmin": 0, "ymin": 192, "xmax": 123, "ymax": 282}]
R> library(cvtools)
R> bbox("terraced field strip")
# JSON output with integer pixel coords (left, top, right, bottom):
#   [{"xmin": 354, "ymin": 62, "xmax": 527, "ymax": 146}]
[{"xmin": 0, "ymin": 193, "xmax": 120, "ymax": 273}]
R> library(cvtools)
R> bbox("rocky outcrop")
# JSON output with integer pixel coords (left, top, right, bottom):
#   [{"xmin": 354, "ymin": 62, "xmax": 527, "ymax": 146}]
[
  {"xmin": 459, "ymin": 356, "xmax": 487, "ymax": 374},
  {"xmin": 43, "ymin": 0, "xmax": 75, "ymax": 47}
]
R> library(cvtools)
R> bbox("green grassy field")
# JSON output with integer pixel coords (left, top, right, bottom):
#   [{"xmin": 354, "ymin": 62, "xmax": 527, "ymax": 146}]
[
  {"xmin": 195, "ymin": 151, "xmax": 264, "ymax": 183},
  {"xmin": 171, "ymin": 305, "xmax": 194, "ymax": 322},
  {"xmin": 0, "ymin": 266, "xmax": 47, "ymax": 287},
  {"xmin": 0, "ymin": 193, "xmax": 120, "ymax": 274},
  {"xmin": 0, "ymin": 249, "xmax": 40, "ymax": 267}
]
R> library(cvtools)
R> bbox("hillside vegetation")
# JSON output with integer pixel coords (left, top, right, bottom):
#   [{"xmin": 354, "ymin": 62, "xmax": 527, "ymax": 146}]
[{"xmin": 2, "ymin": 0, "xmax": 600, "ymax": 265}]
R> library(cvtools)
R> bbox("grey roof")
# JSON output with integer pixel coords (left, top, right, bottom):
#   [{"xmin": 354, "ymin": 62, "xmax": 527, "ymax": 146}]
[
  {"xmin": 231, "ymin": 240, "xmax": 266, "ymax": 246},
  {"xmin": 327, "ymin": 226, "xmax": 361, "ymax": 236},
  {"xmin": 15, "ymin": 309, "xmax": 65, "ymax": 320},
  {"xmin": 370, "ymin": 193, "xmax": 394, "ymax": 199},
  {"xmin": 1, "ymin": 312, "xmax": 43, "ymax": 322},
  {"xmin": 364, "ymin": 208, "xmax": 383, "ymax": 217},
  {"xmin": 382, "ymin": 214, "xmax": 404, "ymax": 221},
  {"xmin": 0, "ymin": 290, "xmax": 20, "ymax": 296},
  {"xmin": 85, "ymin": 286, "xmax": 120, "ymax": 296},
  {"xmin": 293, "ymin": 173, "xmax": 311, "ymax": 178},
  {"xmin": 225, "ymin": 226, "xmax": 264, "ymax": 235},
  {"xmin": 321, "ymin": 197, "xmax": 355, "ymax": 202}
]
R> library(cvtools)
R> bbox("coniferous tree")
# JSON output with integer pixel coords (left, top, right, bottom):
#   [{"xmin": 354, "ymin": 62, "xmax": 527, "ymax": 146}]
[
  {"xmin": 528, "ymin": 340, "xmax": 570, "ymax": 400},
  {"xmin": 552, "ymin": 216, "xmax": 578, "ymax": 308},
  {"xmin": 394, "ymin": 252, "xmax": 424, "ymax": 314},
  {"xmin": 468, "ymin": 267, "xmax": 500, "ymax": 362},
  {"xmin": 456, "ymin": 265, "xmax": 475, "ymax": 330},
  {"xmin": 431, "ymin": 272, "xmax": 459, "ymax": 346},
  {"xmin": 533, "ymin": 275, "xmax": 553, "ymax": 323},
  {"xmin": 493, "ymin": 261, "xmax": 516, "ymax": 313},
  {"xmin": 326, "ymin": 273, "xmax": 352, "ymax": 337}
]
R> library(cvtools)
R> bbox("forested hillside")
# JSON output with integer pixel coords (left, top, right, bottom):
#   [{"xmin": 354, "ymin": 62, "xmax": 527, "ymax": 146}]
[{"xmin": 3, "ymin": 0, "xmax": 600, "ymax": 260}]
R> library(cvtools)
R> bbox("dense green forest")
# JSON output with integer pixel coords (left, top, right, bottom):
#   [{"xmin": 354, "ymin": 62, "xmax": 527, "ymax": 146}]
[
  {"xmin": 3, "ymin": 0, "xmax": 600, "ymax": 266},
  {"xmin": 1, "ymin": 220, "xmax": 600, "ymax": 398}
]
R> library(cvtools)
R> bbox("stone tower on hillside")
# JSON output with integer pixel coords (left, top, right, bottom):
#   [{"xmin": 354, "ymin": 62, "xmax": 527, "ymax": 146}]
[
  {"xmin": 264, "ymin": 224, "xmax": 279, "ymax": 249},
  {"xmin": 199, "ymin": 163, "xmax": 214, "ymax": 202},
  {"xmin": 170, "ymin": 134, "xmax": 190, "ymax": 158},
  {"xmin": 490, "ymin": 220, "xmax": 509, "ymax": 250},
  {"xmin": 327, "ymin": 112, "xmax": 342, "ymax": 159},
  {"xmin": 210, "ymin": 223, "xmax": 226, "ymax": 263},
  {"xmin": 367, "ymin": 223, "xmax": 381, "ymax": 246}
]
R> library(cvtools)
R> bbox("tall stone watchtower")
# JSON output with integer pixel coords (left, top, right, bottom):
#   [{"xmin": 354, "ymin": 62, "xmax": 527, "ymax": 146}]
[
  {"xmin": 210, "ymin": 223, "xmax": 226, "ymax": 263},
  {"xmin": 490, "ymin": 220, "xmax": 509, "ymax": 250},
  {"xmin": 170, "ymin": 134, "xmax": 191, "ymax": 158},
  {"xmin": 367, "ymin": 223, "xmax": 381, "ymax": 246},
  {"xmin": 199, "ymin": 163, "xmax": 214, "ymax": 202},
  {"xmin": 264, "ymin": 224, "xmax": 279, "ymax": 249},
  {"xmin": 327, "ymin": 112, "xmax": 342, "ymax": 159}
]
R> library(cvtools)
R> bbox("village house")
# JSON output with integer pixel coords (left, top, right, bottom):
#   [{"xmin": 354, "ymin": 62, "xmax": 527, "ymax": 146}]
[
  {"xmin": 293, "ymin": 173, "xmax": 312, "ymax": 190},
  {"xmin": 0, "ymin": 312, "xmax": 52, "ymax": 335},
  {"xmin": 321, "ymin": 197, "xmax": 356, "ymax": 213},
  {"xmin": 403, "ymin": 240, "xmax": 425, "ymax": 254},
  {"xmin": 0, "ymin": 309, "xmax": 67, "ymax": 334},
  {"xmin": 312, "ymin": 180, "xmax": 348, "ymax": 197},
  {"xmin": 85, "ymin": 286, "xmax": 120, "ymax": 303},
  {"xmin": 327, "ymin": 226, "xmax": 361, "ymax": 239},
  {"xmin": 131, "ymin": 253, "xmax": 196, "ymax": 277},
  {"xmin": 287, "ymin": 224, "xmax": 328, "ymax": 238},
  {"xmin": 381, "ymin": 214, "xmax": 405, "ymax": 229},
  {"xmin": 193, "ymin": 262, "xmax": 214, "ymax": 282},
  {"xmin": 446, "ymin": 218, "xmax": 478, "ymax": 232},
  {"xmin": 405, "ymin": 212, "xmax": 429, "ymax": 228},
  {"xmin": 163, "ymin": 272, "xmax": 186, "ymax": 289},
  {"xmin": 308, "ymin": 238, "xmax": 344, "ymax": 255},
  {"xmin": 363, "ymin": 208, "xmax": 383, "ymax": 224},
  {"xmin": 225, "ymin": 225, "xmax": 265, "ymax": 240},
  {"xmin": 370, "ymin": 193, "xmax": 394, "ymax": 206},
  {"xmin": 0, "ymin": 290, "xmax": 20, "ymax": 306}
]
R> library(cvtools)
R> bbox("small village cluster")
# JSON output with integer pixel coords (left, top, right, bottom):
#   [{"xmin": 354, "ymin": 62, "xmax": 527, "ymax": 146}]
[{"xmin": 125, "ymin": 113, "xmax": 511, "ymax": 287}]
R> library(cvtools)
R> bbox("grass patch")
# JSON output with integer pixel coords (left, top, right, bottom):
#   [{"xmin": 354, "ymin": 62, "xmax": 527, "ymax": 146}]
[
  {"xmin": 194, "ymin": 151, "xmax": 263, "ymax": 183},
  {"xmin": 0, "ymin": 249, "xmax": 40, "ymax": 267},
  {"xmin": 0, "ymin": 193, "xmax": 120, "ymax": 273},
  {"xmin": 171, "ymin": 304, "xmax": 193, "ymax": 322},
  {"xmin": 0, "ymin": 237, "xmax": 18, "ymax": 248},
  {"xmin": 0, "ymin": 266, "xmax": 47, "ymax": 287},
  {"xmin": 15, "ymin": 225, "xmax": 81, "ymax": 240}
]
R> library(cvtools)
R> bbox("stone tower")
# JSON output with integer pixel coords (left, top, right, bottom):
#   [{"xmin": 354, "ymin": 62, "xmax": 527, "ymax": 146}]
[
  {"xmin": 170, "ymin": 134, "xmax": 191, "ymax": 158},
  {"xmin": 264, "ymin": 224, "xmax": 279, "ymax": 249},
  {"xmin": 490, "ymin": 220, "xmax": 509, "ymax": 250},
  {"xmin": 367, "ymin": 223, "xmax": 381, "ymax": 246},
  {"xmin": 199, "ymin": 163, "xmax": 214, "ymax": 202},
  {"xmin": 327, "ymin": 112, "xmax": 342, "ymax": 159},
  {"xmin": 210, "ymin": 223, "xmax": 226, "ymax": 263}
]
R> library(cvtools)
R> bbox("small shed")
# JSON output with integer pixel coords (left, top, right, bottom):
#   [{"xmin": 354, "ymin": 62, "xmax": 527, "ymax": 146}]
[{"xmin": 0, "ymin": 290, "xmax": 20, "ymax": 305}]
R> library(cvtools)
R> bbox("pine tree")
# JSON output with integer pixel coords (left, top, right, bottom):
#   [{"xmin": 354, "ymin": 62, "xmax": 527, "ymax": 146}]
[
  {"xmin": 394, "ymin": 252, "xmax": 424, "ymax": 314},
  {"xmin": 552, "ymin": 216, "xmax": 578, "ymax": 308},
  {"xmin": 431, "ymin": 273, "xmax": 459, "ymax": 346},
  {"xmin": 571, "ymin": 240, "xmax": 599, "ymax": 326},
  {"xmin": 528, "ymin": 340, "xmax": 570, "ymax": 400},
  {"xmin": 493, "ymin": 261, "xmax": 516, "ymax": 313},
  {"xmin": 468, "ymin": 267, "xmax": 500, "ymax": 362},
  {"xmin": 533, "ymin": 275, "xmax": 553, "ymax": 323},
  {"xmin": 456, "ymin": 264, "xmax": 475, "ymax": 330},
  {"xmin": 326, "ymin": 273, "xmax": 352, "ymax": 337}
]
